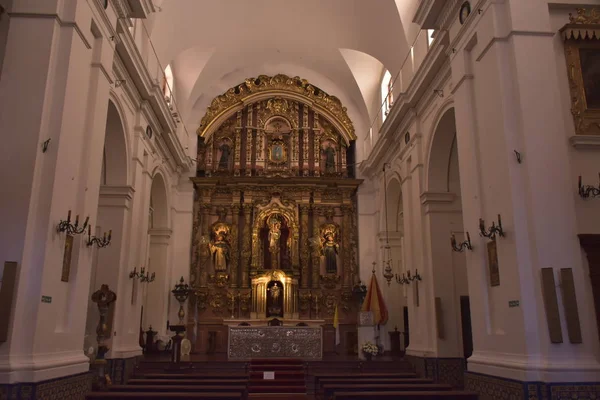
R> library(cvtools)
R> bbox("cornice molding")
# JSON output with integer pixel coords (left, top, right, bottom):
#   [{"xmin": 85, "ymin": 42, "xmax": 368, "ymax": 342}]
[
  {"xmin": 115, "ymin": 18, "xmax": 192, "ymax": 173},
  {"xmin": 569, "ymin": 135, "xmax": 600, "ymax": 149},
  {"xmin": 360, "ymin": 31, "xmax": 450, "ymax": 177},
  {"xmin": 413, "ymin": 0, "xmax": 447, "ymax": 28},
  {"xmin": 8, "ymin": 12, "xmax": 91, "ymax": 49}
]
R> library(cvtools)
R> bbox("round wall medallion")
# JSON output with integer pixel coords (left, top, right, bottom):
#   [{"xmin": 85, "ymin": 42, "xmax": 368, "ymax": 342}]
[
  {"xmin": 404, "ymin": 132, "xmax": 410, "ymax": 144},
  {"xmin": 146, "ymin": 125, "xmax": 153, "ymax": 139},
  {"xmin": 459, "ymin": 1, "xmax": 471, "ymax": 25}
]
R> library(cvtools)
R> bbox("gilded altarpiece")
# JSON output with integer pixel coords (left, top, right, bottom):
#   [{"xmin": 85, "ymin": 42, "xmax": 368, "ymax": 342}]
[{"xmin": 190, "ymin": 75, "xmax": 362, "ymax": 355}]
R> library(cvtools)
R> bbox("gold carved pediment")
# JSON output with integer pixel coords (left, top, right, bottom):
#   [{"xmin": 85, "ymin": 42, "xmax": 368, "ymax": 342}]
[
  {"xmin": 197, "ymin": 74, "xmax": 356, "ymax": 143},
  {"xmin": 561, "ymin": 8, "xmax": 600, "ymax": 135}
]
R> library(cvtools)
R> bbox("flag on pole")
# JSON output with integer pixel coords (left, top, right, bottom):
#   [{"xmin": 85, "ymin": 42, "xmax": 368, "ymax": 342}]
[{"xmin": 333, "ymin": 304, "xmax": 340, "ymax": 346}]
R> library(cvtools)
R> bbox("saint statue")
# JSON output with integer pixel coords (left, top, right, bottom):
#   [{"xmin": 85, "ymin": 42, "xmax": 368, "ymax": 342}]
[
  {"xmin": 323, "ymin": 143, "xmax": 336, "ymax": 173},
  {"xmin": 322, "ymin": 232, "xmax": 339, "ymax": 274},
  {"xmin": 268, "ymin": 220, "xmax": 281, "ymax": 269},
  {"xmin": 218, "ymin": 143, "xmax": 231, "ymax": 169},
  {"xmin": 209, "ymin": 233, "xmax": 230, "ymax": 272},
  {"xmin": 269, "ymin": 282, "xmax": 281, "ymax": 303}
]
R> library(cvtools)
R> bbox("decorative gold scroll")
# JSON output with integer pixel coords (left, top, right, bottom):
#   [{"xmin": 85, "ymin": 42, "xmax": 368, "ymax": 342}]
[{"xmin": 197, "ymin": 74, "xmax": 356, "ymax": 143}]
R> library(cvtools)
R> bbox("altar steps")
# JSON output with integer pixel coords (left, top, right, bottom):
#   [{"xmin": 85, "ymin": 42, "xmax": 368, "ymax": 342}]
[{"xmin": 247, "ymin": 359, "xmax": 307, "ymax": 396}]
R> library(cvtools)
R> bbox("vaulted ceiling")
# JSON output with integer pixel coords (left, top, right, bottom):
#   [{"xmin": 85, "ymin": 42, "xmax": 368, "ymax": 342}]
[{"xmin": 148, "ymin": 0, "xmax": 420, "ymax": 151}]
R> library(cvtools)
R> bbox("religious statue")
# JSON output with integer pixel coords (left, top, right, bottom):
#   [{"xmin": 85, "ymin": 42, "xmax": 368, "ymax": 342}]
[
  {"xmin": 269, "ymin": 282, "xmax": 282, "ymax": 302},
  {"xmin": 268, "ymin": 215, "xmax": 282, "ymax": 269},
  {"xmin": 322, "ymin": 232, "xmax": 339, "ymax": 274},
  {"xmin": 267, "ymin": 281, "xmax": 283, "ymax": 317},
  {"xmin": 209, "ymin": 231, "xmax": 230, "ymax": 272},
  {"xmin": 218, "ymin": 143, "xmax": 231, "ymax": 169},
  {"xmin": 323, "ymin": 143, "xmax": 336, "ymax": 173}
]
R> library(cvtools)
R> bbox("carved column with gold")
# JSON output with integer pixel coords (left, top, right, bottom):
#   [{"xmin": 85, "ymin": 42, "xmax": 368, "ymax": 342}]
[
  {"xmin": 199, "ymin": 203, "xmax": 212, "ymax": 288},
  {"xmin": 299, "ymin": 204, "xmax": 310, "ymax": 288},
  {"xmin": 242, "ymin": 203, "xmax": 253, "ymax": 288},
  {"xmin": 230, "ymin": 203, "xmax": 241, "ymax": 288},
  {"xmin": 311, "ymin": 205, "xmax": 321, "ymax": 288},
  {"xmin": 341, "ymin": 205, "xmax": 353, "ymax": 290}
]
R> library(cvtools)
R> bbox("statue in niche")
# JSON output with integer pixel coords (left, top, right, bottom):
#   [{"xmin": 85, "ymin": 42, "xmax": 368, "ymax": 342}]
[
  {"xmin": 322, "ymin": 142, "xmax": 336, "ymax": 173},
  {"xmin": 268, "ymin": 215, "xmax": 282, "ymax": 269},
  {"xmin": 209, "ymin": 223, "xmax": 230, "ymax": 272},
  {"xmin": 322, "ymin": 232, "xmax": 339, "ymax": 274},
  {"xmin": 267, "ymin": 281, "xmax": 283, "ymax": 317},
  {"xmin": 317, "ymin": 224, "xmax": 339, "ymax": 274},
  {"xmin": 218, "ymin": 142, "xmax": 231, "ymax": 169}
]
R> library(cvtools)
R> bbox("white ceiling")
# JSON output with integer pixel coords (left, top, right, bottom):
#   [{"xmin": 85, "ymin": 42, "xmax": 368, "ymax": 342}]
[{"xmin": 148, "ymin": 0, "xmax": 415, "ymax": 146}]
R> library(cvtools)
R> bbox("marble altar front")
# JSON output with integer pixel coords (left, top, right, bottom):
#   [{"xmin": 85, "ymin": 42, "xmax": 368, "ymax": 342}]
[{"xmin": 228, "ymin": 325, "xmax": 323, "ymax": 360}]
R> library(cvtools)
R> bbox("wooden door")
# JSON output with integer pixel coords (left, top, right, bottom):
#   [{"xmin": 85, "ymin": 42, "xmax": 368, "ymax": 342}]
[
  {"xmin": 460, "ymin": 296, "xmax": 473, "ymax": 359},
  {"xmin": 578, "ymin": 234, "xmax": 600, "ymax": 343}
]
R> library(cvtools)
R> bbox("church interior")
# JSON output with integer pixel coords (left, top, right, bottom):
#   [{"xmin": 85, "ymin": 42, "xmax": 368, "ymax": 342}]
[{"xmin": 1, "ymin": 1, "xmax": 600, "ymax": 399}]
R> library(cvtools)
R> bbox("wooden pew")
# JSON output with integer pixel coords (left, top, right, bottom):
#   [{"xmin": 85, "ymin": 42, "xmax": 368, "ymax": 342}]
[
  {"xmin": 86, "ymin": 392, "xmax": 244, "ymax": 400},
  {"xmin": 333, "ymin": 391, "xmax": 479, "ymax": 400},
  {"xmin": 108, "ymin": 384, "xmax": 247, "ymax": 394},
  {"xmin": 322, "ymin": 383, "xmax": 452, "ymax": 399},
  {"xmin": 318, "ymin": 377, "xmax": 433, "ymax": 386},
  {"xmin": 137, "ymin": 373, "xmax": 247, "ymax": 379},
  {"xmin": 314, "ymin": 372, "xmax": 416, "ymax": 384}
]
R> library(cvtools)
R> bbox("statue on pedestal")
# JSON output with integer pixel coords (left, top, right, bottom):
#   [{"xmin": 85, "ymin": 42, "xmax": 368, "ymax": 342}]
[
  {"xmin": 210, "ymin": 217, "xmax": 231, "ymax": 273},
  {"xmin": 268, "ymin": 215, "xmax": 282, "ymax": 269}
]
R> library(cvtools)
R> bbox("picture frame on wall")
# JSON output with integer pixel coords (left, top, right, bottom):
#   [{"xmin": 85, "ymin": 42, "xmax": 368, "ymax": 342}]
[
  {"xmin": 561, "ymin": 9, "xmax": 600, "ymax": 135},
  {"xmin": 487, "ymin": 239, "xmax": 500, "ymax": 287},
  {"xmin": 61, "ymin": 234, "xmax": 74, "ymax": 282}
]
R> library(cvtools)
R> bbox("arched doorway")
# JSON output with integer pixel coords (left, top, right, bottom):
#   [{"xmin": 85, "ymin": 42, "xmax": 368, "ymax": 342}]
[
  {"xmin": 382, "ymin": 174, "xmax": 406, "ymax": 353},
  {"xmin": 85, "ymin": 99, "xmax": 130, "ymax": 357},
  {"xmin": 142, "ymin": 172, "xmax": 171, "ymax": 339},
  {"xmin": 425, "ymin": 107, "xmax": 472, "ymax": 359}
]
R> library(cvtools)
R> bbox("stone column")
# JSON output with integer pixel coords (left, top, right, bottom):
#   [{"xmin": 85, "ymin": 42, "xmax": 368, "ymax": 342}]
[
  {"xmin": 241, "ymin": 204, "xmax": 253, "ymax": 288},
  {"xmin": 229, "ymin": 203, "xmax": 241, "ymax": 288},
  {"xmin": 299, "ymin": 204, "xmax": 310, "ymax": 288},
  {"xmin": 311, "ymin": 205, "xmax": 321, "ymax": 288},
  {"xmin": 453, "ymin": 0, "xmax": 600, "ymax": 384},
  {"xmin": 0, "ymin": 1, "xmax": 116, "ymax": 383}
]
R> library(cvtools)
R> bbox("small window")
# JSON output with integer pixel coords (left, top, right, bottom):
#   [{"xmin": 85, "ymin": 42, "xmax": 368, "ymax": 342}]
[
  {"xmin": 164, "ymin": 64, "xmax": 174, "ymax": 103},
  {"xmin": 381, "ymin": 70, "xmax": 393, "ymax": 121},
  {"xmin": 427, "ymin": 29, "xmax": 435, "ymax": 47}
]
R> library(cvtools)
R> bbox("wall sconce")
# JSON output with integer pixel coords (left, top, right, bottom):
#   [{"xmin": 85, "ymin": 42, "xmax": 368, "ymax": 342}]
[
  {"xmin": 479, "ymin": 214, "xmax": 504, "ymax": 240},
  {"xmin": 129, "ymin": 267, "xmax": 155, "ymax": 283},
  {"xmin": 57, "ymin": 210, "xmax": 89, "ymax": 235},
  {"xmin": 451, "ymin": 232, "xmax": 473, "ymax": 252},
  {"xmin": 87, "ymin": 226, "xmax": 112, "ymax": 248},
  {"xmin": 395, "ymin": 270, "xmax": 422, "ymax": 285},
  {"xmin": 578, "ymin": 175, "xmax": 600, "ymax": 199}
]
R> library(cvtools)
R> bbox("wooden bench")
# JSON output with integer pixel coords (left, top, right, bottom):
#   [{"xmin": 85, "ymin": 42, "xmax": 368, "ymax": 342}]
[
  {"xmin": 333, "ymin": 390, "xmax": 479, "ymax": 400},
  {"xmin": 322, "ymin": 383, "xmax": 452, "ymax": 399},
  {"xmin": 108, "ymin": 384, "xmax": 247, "ymax": 394},
  {"xmin": 318, "ymin": 377, "xmax": 432, "ymax": 386},
  {"xmin": 127, "ymin": 379, "xmax": 248, "ymax": 386},
  {"xmin": 314, "ymin": 372, "xmax": 416, "ymax": 386},
  {"xmin": 86, "ymin": 392, "xmax": 244, "ymax": 400},
  {"xmin": 138, "ymin": 373, "xmax": 247, "ymax": 379}
]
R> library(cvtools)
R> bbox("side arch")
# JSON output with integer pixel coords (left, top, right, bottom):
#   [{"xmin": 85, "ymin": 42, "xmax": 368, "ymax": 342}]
[
  {"xmin": 103, "ymin": 97, "xmax": 130, "ymax": 186},
  {"xmin": 426, "ymin": 102, "xmax": 457, "ymax": 193}
]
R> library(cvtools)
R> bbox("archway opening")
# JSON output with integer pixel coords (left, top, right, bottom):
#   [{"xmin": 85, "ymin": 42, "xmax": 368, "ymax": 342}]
[
  {"xmin": 425, "ymin": 107, "xmax": 472, "ymax": 359},
  {"xmin": 84, "ymin": 99, "xmax": 129, "ymax": 358}
]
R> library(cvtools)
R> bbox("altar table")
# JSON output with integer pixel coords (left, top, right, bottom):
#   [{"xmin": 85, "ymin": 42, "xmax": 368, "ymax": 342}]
[{"xmin": 228, "ymin": 325, "xmax": 323, "ymax": 360}]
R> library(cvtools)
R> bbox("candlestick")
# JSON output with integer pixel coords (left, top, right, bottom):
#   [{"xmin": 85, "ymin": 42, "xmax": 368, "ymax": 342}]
[{"xmin": 67, "ymin": 210, "xmax": 71, "ymax": 223}]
